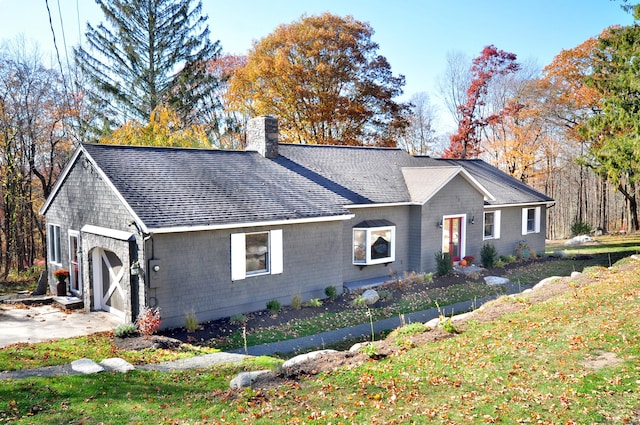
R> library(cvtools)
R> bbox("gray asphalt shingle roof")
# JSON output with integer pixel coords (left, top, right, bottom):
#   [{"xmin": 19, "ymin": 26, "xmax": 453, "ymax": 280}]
[
  {"xmin": 76, "ymin": 143, "xmax": 553, "ymax": 230},
  {"xmin": 81, "ymin": 144, "xmax": 351, "ymax": 229}
]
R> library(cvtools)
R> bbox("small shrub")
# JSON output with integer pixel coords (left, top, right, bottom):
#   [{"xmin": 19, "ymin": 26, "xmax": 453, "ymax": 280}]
[
  {"xmin": 184, "ymin": 310, "xmax": 200, "ymax": 332},
  {"xmin": 435, "ymin": 251, "xmax": 453, "ymax": 276},
  {"xmin": 361, "ymin": 342, "xmax": 378, "ymax": 358},
  {"xmin": 229, "ymin": 314, "xmax": 247, "ymax": 325},
  {"xmin": 266, "ymin": 299, "xmax": 281, "ymax": 312},
  {"xmin": 378, "ymin": 289, "xmax": 393, "ymax": 302},
  {"xmin": 136, "ymin": 306, "xmax": 161, "ymax": 336},
  {"xmin": 351, "ymin": 295, "xmax": 367, "ymax": 308},
  {"xmin": 571, "ymin": 221, "xmax": 592, "ymax": 237},
  {"xmin": 307, "ymin": 298, "xmax": 323, "ymax": 307},
  {"xmin": 423, "ymin": 272, "xmax": 433, "ymax": 285},
  {"xmin": 391, "ymin": 322, "xmax": 428, "ymax": 338},
  {"xmin": 324, "ymin": 285, "xmax": 338, "ymax": 299},
  {"xmin": 291, "ymin": 294, "xmax": 302, "ymax": 310},
  {"xmin": 114, "ymin": 323, "xmax": 137, "ymax": 338},
  {"xmin": 480, "ymin": 243, "xmax": 498, "ymax": 268},
  {"xmin": 441, "ymin": 318, "xmax": 459, "ymax": 334}
]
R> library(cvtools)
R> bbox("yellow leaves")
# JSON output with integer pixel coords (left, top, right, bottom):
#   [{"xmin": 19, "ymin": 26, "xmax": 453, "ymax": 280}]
[{"xmin": 100, "ymin": 104, "xmax": 210, "ymax": 148}]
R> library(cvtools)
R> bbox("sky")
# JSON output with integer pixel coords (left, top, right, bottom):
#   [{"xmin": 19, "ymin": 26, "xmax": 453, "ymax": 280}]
[{"xmin": 0, "ymin": 0, "xmax": 635, "ymax": 133}]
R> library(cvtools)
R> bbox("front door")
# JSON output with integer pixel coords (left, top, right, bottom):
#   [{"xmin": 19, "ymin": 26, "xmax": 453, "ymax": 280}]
[
  {"xmin": 68, "ymin": 231, "xmax": 81, "ymax": 296},
  {"xmin": 92, "ymin": 248, "xmax": 125, "ymax": 318},
  {"xmin": 442, "ymin": 216, "xmax": 464, "ymax": 262}
]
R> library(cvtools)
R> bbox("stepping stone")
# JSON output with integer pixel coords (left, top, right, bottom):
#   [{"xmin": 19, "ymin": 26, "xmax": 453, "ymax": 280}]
[
  {"xmin": 100, "ymin": 358, "xmax": 135, "ymax": 373},
  {"xmin": 71, "ymin": 358, "xmax": 104, "ymax": 374},
  {"xmin": 484, "ymin": 276, "xmax": 510, "ymax": 286}
]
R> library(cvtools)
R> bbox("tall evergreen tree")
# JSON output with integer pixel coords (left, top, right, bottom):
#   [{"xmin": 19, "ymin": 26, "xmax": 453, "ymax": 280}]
[{"xmin": 74, "ymin": 0, "xmax": 221, "ymax": 134}]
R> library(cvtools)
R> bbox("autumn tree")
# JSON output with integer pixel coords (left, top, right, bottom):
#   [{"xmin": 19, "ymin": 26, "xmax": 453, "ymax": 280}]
[
  {"xmin": 226, "ymin": 13, "xmax": 410, "ymax": 146},
  {"xmin": 580, "ymin": 24, "xmax": 640, "ymax": 231},
  {"xmin": 444, "ymin": 45, "xmax": 521, "ymax": 159},
  {"xmin": 99, "ymin": 104, "xmax": 209, "ymax": 148},
  {"xmin": 397, "ymin": 92, "xmax": 438, "ymax": 156},
  {"xmin": 0, "ymin": 42, "xmax": 74, "ymax": 276},
  {"xmin": 74, "ymin": 0, "xmax": 221, "ymax": 134}
]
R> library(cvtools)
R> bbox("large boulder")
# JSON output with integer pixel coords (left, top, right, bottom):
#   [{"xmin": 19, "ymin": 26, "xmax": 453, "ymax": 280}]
[
  {"xmin": 361, "ymin": 289, "xmax": 380, "ymax": 305},
  {"xmin": 71, "ymin": 358, "xmax": 104, "ymax": 374},
  {"xmin": 484, "ymin": 276, "xmax": 510, "ymax": 286},
  {"xmin": 230, "ymin": 370, "xmax": 273, "ymax": 389}
]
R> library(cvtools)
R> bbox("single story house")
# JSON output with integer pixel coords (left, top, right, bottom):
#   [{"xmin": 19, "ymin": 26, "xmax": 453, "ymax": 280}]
[{"xmin": 40, "ymin": 116, "xmax": 554, "ymax": 328}]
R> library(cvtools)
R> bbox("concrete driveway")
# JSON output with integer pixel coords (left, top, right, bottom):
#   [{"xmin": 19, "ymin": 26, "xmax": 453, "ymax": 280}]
[{"xmin": 0, "ymin": 303, "xmax": 122, "ymax": 348}]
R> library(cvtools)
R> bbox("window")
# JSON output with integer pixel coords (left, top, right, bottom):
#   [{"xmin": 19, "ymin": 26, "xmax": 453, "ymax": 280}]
[
  {"xmin": 47, "ymin": 224, "xmax": 62, "ymax": 265},
  {"xmin": 483, "ymin": 210, "xmax": 501, "ymax": 240},
  {"xmin": 231, "ymin": 229, "xmax": 283, "ymax": 281},
  {"xmin": 353, "ymin": 220, "xmax": 395, "ymax": 265},
  {"xmin": 521, "ymin": 207, "xmax": 541, "ymax": 235}
]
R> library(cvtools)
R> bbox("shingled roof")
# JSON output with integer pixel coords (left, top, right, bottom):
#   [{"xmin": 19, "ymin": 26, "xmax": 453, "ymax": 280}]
[{"xmin": 79, "ymin": 144, "xmax": 352, "ymax": 230}]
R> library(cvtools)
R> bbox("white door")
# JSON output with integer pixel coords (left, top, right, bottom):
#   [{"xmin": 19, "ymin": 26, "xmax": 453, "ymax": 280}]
[
  {"xmin": 92, "ymin": 248, "xmax": 125, "ymax": 318},
  {"xmin": 68, "ymin": 231, "xmax": 82, "ymax": 296}
]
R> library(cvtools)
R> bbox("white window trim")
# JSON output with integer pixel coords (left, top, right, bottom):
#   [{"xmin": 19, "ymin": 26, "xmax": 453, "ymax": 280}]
[
  {"xmin": 352, "ymin": 225, "xmax": 396, "ymax": 266},
  {"xmin": 483, "ymin": 210, "xmax": 501, "ymax": 240},
  {"xmin": 47, "ymin": 223, "xmax": 62, "ymax": 265},
  {"xmin": 521, "ymin": 207, "xmax": 541, "ymax": 235},
  {"xmin": 231, "ymin": 229, "xmax": 283, "ymax": 281}
]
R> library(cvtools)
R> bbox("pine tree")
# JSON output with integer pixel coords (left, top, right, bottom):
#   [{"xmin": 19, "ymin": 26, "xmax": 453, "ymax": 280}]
[{"xmin": 75, "ymin": 0, "xmax": 221, "ymax": 135}]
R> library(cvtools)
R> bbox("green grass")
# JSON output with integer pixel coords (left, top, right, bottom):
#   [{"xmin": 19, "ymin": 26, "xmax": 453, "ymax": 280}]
[{"xmin": 2, "ymin": 253, "xmax": 639, "ymax": 423}]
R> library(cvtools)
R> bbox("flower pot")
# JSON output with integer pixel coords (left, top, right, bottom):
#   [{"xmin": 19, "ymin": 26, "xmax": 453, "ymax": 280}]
[{"xmin": 56, "ymin": 279, "xmax": 67, "ymax": 296}]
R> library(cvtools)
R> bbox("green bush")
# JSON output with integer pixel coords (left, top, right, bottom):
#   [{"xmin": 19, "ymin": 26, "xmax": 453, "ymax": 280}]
[
  {"xmin": 424, "ymin": 272, "xmax": 434, "ymax": 285},
  {"xmin": 324, "ymin": 285, "xmax": 338, "ymax": 299},
  {"xmin": 480, "ymin": 243, "xmax": 498, "ymax": 268},
  {"xmin": 114, "ymin": 323, "xmax": 137, "ymax": 338},
  {"xmin": 266, "ymin": 299, "xmax": 281, "ymax": 312},
  {"xmin": 570, "ymin": 221, "xmax": 592, "ymax": 237},
  {"xmin": 435, "ymin": 251, "xmax": 453, "ymax": 276},
  {"xmin": 229, "ymin": 314, "xmax": 247, "ymax": 325},
  {"xmin": 184, "ymin": 310, "xmax": 200, "ymax": 332},
  {"xmin": 306, "ymin": 298, "xmax": 323, "ymax": 307}
]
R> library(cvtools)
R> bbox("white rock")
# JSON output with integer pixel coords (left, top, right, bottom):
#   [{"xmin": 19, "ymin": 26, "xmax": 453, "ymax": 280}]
[
  {"xmin": 570, "ymin": 271, "xmax": 582, "ymax": 278},
  {"xmin": 71, "ymin": 358, "xmax": 104, "ymax": 374},
  {"xmin": 349, "ymin": 342, "xmax": 365, "ymax": 353},
  {"xmin": 424, "ymin": 317, "xmax": 441, "ymax": 328},
  {"xmin": 361, "ymin": 289, "xmax": 380, "ymax": 305},
  {"xmin": 229, "ymin": 370, "xmax": 272, "ymax": 389},
  {"xmin": 281, "ymin": 350, "xmax": 337, "ymax": 369},
  {"xmin": 484, "ymin": 276, "xmax": 510, "ymax": 285},
  {"xmin": 100, "ymin": 357, "xmax": 135, "ymax": 373},
  {"xmin": 564, "ymin": 235, "xmax": 594, "ymax": 246},
  {"xmin": 534, "ymin": 276, "xmax": 562, "ymax": 289}
]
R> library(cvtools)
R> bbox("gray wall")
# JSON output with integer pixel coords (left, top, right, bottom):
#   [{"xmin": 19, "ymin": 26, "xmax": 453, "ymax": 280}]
[
  {"xmin": 418, "ymin": 174, "xmax": 485, "ymax": 272},
  {"xmin": 484, "ymin": 205, "xmax": 548, "ymax": 259},
  {"xmin": 44, "ymin": 153, "xmax": 144, "ymax": 322},
  {"xmin": 147, "ymin": 220, "xmax": 343, "ymax": 329},
  {"xmin": 341, "ymin": 206, "xmax": 412, "ymax": 284}
]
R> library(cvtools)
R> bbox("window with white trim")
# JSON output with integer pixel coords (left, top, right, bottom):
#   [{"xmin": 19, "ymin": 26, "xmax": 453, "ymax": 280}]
[
  {"xmin": 47, "ymin": 224, "xmax": 62, "ymax": 265},
  {"xmin": 521, "ymin": 207, "xmax": 541, "ymax": 235},
  {"xmin": 353, "ymin": 221, "xmax": 395, "ymax": 265},
  {"xmin": 483, "ymin": 210, "xmax": 501, "ymax": 240},
  {"xmin": 231, "ymin": 229, "xmax": 283, "ymax": 281}
]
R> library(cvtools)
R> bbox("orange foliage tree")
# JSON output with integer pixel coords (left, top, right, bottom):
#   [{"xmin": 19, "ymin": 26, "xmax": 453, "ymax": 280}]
[{"xmin": 226, "ymin": 13, "xmax": 409, "ymax": 146}]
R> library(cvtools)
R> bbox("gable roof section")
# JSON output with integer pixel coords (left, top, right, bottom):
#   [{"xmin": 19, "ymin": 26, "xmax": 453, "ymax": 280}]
[
  {"xmin": 414, "ymin": 157, "xmax": 554, "ymax": 206},
  {"xmin": 277, "ymin": 144, "xmax": 418, "ymax": 204},
  {"xmin": 402, "ymin": 166, "xmax": 494, "ymax": 204},
  {"xmin": 44, "ymin": 144, "xmax": 353, "ymax": 232}
]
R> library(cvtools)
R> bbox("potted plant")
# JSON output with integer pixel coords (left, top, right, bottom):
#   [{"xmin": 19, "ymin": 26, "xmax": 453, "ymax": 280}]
[{"xmin": 53, "ymin": 269, "xmax": 70, "ymax": 296}]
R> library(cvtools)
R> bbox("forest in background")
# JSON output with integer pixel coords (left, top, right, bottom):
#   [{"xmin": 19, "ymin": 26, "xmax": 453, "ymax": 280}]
[{"xmin": 1, "ymin": 0, "xmax": 638, "ymax": 276}]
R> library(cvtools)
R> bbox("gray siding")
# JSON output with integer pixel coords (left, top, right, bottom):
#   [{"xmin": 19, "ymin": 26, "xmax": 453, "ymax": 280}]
[
  {"xmin": 484, "ymin": 205, "xmax": 547, "ymax": 259},
  {"xmin": 44, "ymin": 154, "xmax": 145, "ymax": 321},
  {"xmin": 342, "ymin": 206, "xmax": 412, "ymax": 283},
  {"xmin": 148, "ymin": 221, "xmax": 343, "ymax": 329},
  {"xmin": 419, "ymin": 175, "xmax": 485, "ymax": 272}
]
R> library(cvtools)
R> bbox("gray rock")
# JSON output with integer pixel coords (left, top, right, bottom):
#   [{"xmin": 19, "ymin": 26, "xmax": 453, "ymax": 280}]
[
  {"xmin": 564, "ymin": 235, "xmax": 594, "ymax": 246},
  {"xmin": 71, "ymin": 358, "xmax": 104, "ymax": 374},
  {"xmin": 349, "ymin": 342, "xmax": 365, "ymax": 353},
  {"xmin": 362, "ymin": 289, "xmax": 380, "ymax": 305},
  {"xmin": 100, "ymin": 357, "xmax": 134, "ymax": 373},
  {"xmin": 424, "ymin": 317, "xmax": 440, "ymax": 329},
  {"xmin": 229, "ymin": 370, "xmax": 272, "ymax": 389},
  {"xmin": 281, "ymin": 350, "xmax": 337, "ymax": 369},
  {"xmin": 570, "ymin": 271, "xmax": 582, "ymax": 278},
  {"xmin": 484, "ymin": 276, "xmax": 510, "ymax": 286}
]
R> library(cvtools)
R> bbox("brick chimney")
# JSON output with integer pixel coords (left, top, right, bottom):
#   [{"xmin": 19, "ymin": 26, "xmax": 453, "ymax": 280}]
[{"xmin": 246, "ymin": 116, "xmax": 278, "ymax": 158}]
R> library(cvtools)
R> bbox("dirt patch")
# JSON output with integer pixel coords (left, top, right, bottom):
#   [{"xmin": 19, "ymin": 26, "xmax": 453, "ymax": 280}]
[{"xmin": 581, "ymin": 351, "xmax": 623, "ymax": 371}]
